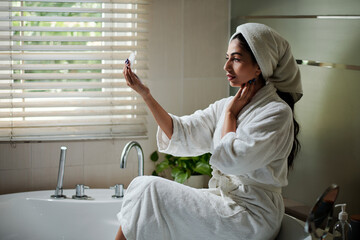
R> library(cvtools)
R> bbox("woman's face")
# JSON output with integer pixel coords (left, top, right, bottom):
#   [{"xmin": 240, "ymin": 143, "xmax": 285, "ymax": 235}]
[{"xmin": 224, "ymin": 39, "xmax": 261, "ymax": 87}]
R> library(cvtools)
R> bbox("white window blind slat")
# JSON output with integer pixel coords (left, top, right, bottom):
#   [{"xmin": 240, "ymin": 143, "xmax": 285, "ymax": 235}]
[
  {"xmin": 0, "ymin": 124, "xmax": 147, "ymax": 141},
  {"xmin": 0, "ymin": 63, "xmax": 148, "ymax": 70},
  {"xmin": 0, "ymin": 26, "xmax": 148, "ymax": 32},
  {"xmin": 0, "ymin": 117, "xmax": 147, "ymax": 128},
  {"xmin": 0, "ymin": 72, "xmax": 147, "ymax": 79},
  {"xmin": 1, "ymin": 6, "xmax": 147, "ymax": 14},
  {"xmin": 6, "ymin": 0, "xmax": 150, "ymax": 4},
  {"xmin": 0, "ymin": 35, "xmax": 148, "ymax": 42},
  {"xmin": 0, "ymin": 99, "xmax": 144, "ymax": 108},
  {"xmin": 0, "ymin": 52, "xmax": 148, "ymax": 61},
  {"xmin": 0, "ymin": 45, "xmax": 147, "ymax": 51},
  {"xmin": 0, "ymin": 91, "xmax": 138, "ymax": 99},
  {"xmin": 0, "ymin": 108, "xmax": 147, "ymax": 118},
  {"xmin": 0, "ymin": 16, "xmax": 148, "ymax": 23},
  {"xmin": 0, "ymin": 0, "xmax": 149, "ymax": 141},
  {"xmin": 0, "ymin": 81, "xmax": 129, "ymax": 89}
]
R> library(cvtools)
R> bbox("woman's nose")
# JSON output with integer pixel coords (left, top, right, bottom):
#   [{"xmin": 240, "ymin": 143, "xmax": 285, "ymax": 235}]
[{"xmin": 224, "ymin": 59, "xmax": 231, "ymax": 72}]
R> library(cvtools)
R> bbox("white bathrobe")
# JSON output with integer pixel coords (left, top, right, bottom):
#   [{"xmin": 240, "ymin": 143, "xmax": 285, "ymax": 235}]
[{"xmin": 117, "ymin": 82, "xmax": 293, "ymax": 240}]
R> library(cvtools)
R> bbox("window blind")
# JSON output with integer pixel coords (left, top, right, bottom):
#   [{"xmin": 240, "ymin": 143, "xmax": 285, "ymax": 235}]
[{"xmin": 0, "ymin": 0, "xmax": 149, "ymax": 141}]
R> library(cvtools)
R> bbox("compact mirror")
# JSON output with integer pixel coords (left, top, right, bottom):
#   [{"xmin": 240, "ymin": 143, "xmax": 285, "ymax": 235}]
[{"xmin": 305, "ymin": 184, "xmax": 339, "ymax": 240}]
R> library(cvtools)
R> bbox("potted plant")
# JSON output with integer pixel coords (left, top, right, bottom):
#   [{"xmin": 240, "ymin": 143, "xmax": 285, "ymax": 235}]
[{"xmin": 150, "ymin": 151, "xmax": 212, "ymax": 187}]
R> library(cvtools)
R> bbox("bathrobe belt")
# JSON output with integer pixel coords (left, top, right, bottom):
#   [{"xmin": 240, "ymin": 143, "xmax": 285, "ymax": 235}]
[
  {"xmin": 235, "ymin": 176, "xmax": 282, "ymax": 194},
  {"xmin": 211, "ymin": 173, "xmax": 282, "ymax": 195}
]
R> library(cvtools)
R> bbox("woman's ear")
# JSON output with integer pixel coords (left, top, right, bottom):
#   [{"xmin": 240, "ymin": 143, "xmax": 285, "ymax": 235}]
[{"xmin": 255, "ymin": 65, "xmax": 262, "ymax": 77}]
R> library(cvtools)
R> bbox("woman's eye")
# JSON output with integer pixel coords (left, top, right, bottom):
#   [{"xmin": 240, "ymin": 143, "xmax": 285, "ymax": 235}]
[{"xmin": 225, "ymin": 57, "xmax": 241, "ymax": 62}]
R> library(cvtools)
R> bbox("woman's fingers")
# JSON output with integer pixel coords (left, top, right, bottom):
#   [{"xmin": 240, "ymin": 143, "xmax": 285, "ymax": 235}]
[
  {"xmin": 123, "ymin": 63, "xmax": 136, "ymax": 86},
  {"xmin": 229, "ymin": 82, "xmax": 256, "ymax": 112},
  {"xmin": 224, "ymin": 80, "xmax": 259, "ymax": 126},
  {"xmin": 235, "ymin": 82, "xmax": 250, "ymax": 100},
  {"xmin": 235, "ymin": 86, "xmax": 244, "ymax": 98},
  {"xmin": 240, "ymin": 81, "xmax": 256, "ymax": 100},
  {"xmin": 122, "ymin": 63, "xmax": 148, "ymax": 97}
]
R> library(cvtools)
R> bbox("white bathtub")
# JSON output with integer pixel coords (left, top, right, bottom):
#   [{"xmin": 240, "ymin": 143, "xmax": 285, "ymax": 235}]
[
  {"xmin": 0, "ymin": 188, "xmax": 311, "ymax": 240},
  {"xmin": 0, "ymin": 189, "xmax": 122, "ymax": 240}
]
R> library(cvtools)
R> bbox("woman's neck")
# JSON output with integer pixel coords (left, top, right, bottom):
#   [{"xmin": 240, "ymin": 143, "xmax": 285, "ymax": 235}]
[{"xmin": 253, "ymin": 76, "xmax": 266, "ymax": 94}]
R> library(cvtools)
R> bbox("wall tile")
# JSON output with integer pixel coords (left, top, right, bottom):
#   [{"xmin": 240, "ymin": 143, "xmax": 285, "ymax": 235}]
[
  {"xmin": 62, "ymin": 166, "xmax": 84, "ymax": 190},
  {"xmin": 30, "ymin": 168, "xmax": 58, "ymax": 191},
  {"xmin": 31, "ymin": 141, "xmax": 83, "ymax": 169},
  {"xmin": 30, "ymin": 166, "xmax": 84, "ymax": 192},
  {"xmin": 148, "ymin": 0, "xmax": 183, "ymax": 81},
  {"xmin": 63, "ymin": 142, "xmax": 84, "ymax": 166},
  {"xmin": 0, "ymin": 143, "xmax": 31, "ymax": 170},
  {"xmin": 183, "ymin": 77, "xmax": 228, "ymax": 115},
  {"xmin": 0, "ymin": 169, "xmax": 31, "ymax": 194},
  {"xmin": 83, "ymin": 140, "xmax": 122, "ymax": 165},
  {"xmin": 84, "ymin": 163, "xmax": 136, "ymax": 189},
  {"xmin": 183, "ymin": 0, "xmax": 230, "ymax": 78},
  {"xmin": 31, "ymin": 142, "xmax": 56, "ymax": 169},
  {"xmin": 108, "ymin": 163, "xmax": 137, "ymax": 188},
  {"xmin": 149, "ymin": 80, "xmax": 184, "ymax": 116}
]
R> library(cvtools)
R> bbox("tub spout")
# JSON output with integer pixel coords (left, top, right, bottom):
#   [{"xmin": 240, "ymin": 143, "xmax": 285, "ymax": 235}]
[
  {"xmin": 51, "ymin": 146, "xmax": 67, "ymax": 199},
  {"xmin": 120, "ymin": 141, "xmax": 144, "ymax": 176}
]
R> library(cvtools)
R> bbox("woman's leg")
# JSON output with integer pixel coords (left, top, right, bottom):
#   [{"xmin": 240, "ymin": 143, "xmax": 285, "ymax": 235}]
[{"xmin": 115, "ymin": 226, "xmax": 126, "ymax": 240}]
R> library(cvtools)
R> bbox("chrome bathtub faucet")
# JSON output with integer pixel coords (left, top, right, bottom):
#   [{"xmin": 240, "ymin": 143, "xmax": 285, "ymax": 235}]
[
  {"xmin": 51, "ymin": 146, "xmax": 67, "ymax": 199},
  {"xmin": 120, "ymin": 141, "xmax": 144, "ymax": 176},
  {"xmin": 110, "ymin": 184, "xmax": 124, "ymax": 198},
  {"xmin": 72, "ymin": 184, "xmax": 91, "ymax": 200}
]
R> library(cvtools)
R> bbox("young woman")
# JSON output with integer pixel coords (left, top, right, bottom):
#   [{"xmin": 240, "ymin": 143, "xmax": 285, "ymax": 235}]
[{"xmin": 116, "ymin": 23, "xmax": 302, "ymax": 240}]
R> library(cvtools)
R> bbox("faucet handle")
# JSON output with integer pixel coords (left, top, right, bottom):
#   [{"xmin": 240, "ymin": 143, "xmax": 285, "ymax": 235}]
[
  {"xmin": 73, "ymin": 184, "xmax": 90, "ymax": 199},
  {"xmin": 110, "ymin": 184, "xmax": 124, "ymax": 198}
]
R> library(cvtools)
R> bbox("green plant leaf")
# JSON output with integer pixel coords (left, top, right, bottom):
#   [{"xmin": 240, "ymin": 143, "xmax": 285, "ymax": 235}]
[
  {"xmin": 177, "ymin": 159, "xmax": 187, "ymax": 169},
  {"xmin": 155, "ymin": 160, "xmax": 169, "ymax": 174},
  {"xmin": 152, "ymin": 170, "xmax": 158, "ymax": 176},
  {"xmin": 150, "ymin": 151, "xmax": 159, "ymax": 162},
  {"xmin": 152, "ymin": 151, "xmax": 212, "ymax": 181},
  {"xmin": 170, "ymin": 167, "xmax": 183, "ymax": 178},
  {"xmin": 194, "ymin": 162, "xmax": 212, "ymax": 176},
  {"xmin": 174, "ymin": 171, "xmax": 190, "ymax": 184},
  {"xmin": 200, "ymin": 153, "xmax": 211, "ymax": 162},
  {"xmin": 178, "ymin": 157, "xmax": 192, "ymax": 161}
]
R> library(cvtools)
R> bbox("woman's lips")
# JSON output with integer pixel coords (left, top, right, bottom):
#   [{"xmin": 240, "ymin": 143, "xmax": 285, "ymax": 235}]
[{"xmin": 226, "ymin": 74, "xmax": 235, "ymax": 81}]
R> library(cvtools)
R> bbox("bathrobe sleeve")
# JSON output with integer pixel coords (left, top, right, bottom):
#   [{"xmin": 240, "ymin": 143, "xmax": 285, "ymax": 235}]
[
  {"xmin": 157, "ymin": 98, "xmax": 227, "ymax": 156},
  {"xmin": 210, "ymin": 102, "xmax": 293, "ymax": 175}
]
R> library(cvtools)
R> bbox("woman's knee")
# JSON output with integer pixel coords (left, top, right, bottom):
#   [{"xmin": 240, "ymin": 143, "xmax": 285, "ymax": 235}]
[
  {"xmin": 115, "ymin": 227, "xmax": 127, "ymax": 240},
  {"xmin": 129, "ymin": 175, "xmax": 161, "ymax": 189}
]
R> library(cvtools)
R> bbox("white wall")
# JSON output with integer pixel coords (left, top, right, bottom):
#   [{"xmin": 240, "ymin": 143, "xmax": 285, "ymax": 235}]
[{"xmin": 0, "ymin": 0, "xmax": 230, "ymax": 194}]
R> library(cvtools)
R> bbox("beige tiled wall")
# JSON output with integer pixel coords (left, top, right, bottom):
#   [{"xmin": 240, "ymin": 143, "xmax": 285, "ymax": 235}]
[
  {"xmin": 0, "ymin": 0, "xmax": 230, "ymax": 195},
  {"xmin": 0, "ymin": 140, "xmax": 150, "ymax": 194}
]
